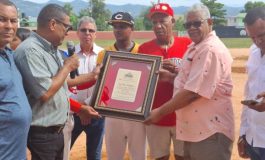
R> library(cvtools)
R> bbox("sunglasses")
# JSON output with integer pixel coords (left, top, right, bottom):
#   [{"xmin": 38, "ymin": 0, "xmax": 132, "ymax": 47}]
[
  {"xmin": 80, "ymin": 28, "xmax": 96, "ymax": 33},
  {"xmin": 183, "ymin": 19, "xmax": 207, "ymax": 29},
  {"xmin": 54, "ymin": 19, "xmax": 73, "ymax": 33}
]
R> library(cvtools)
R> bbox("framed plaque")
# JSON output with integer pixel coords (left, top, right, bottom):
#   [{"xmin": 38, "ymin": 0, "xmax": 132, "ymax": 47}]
[{"xmin": 90, "ymin": 51, "xmax": 162, "ymax": 121}]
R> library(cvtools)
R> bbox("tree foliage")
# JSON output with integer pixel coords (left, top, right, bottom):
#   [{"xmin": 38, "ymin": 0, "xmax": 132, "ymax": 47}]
[
  {"xmin": 140, "ymin": 7, "xmax": 153, "ymax": 30},
  {"xmin": 201, "ymin": 0, "xmax": 227, "ymax": 27},
  {"xmin": 84, "ymin": 0, "xmax": 111, "ymax": 31},
  {"xmin": 63, "ymin": 3, "xmax": 78, "ymax": 30},
  {"xmin": 242, "ymin": 1, "xmax": 265, "ymax": 13},
  {"xmin": 174, "ymin": 17, "xmax": 185, "ymax": 31}
]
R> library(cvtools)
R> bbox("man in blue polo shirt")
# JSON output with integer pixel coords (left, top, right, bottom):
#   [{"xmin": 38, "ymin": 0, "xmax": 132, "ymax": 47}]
[{"xmin": 0, "ymin": 1, "xmax": 32, "ymax": 160}]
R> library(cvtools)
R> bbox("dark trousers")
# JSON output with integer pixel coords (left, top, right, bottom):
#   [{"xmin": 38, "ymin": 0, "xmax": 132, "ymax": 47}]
[
  {"xmin": 27, "ymin": 128, "xmax": 64, "ymax": 160},
  {"xmin": 246, "ymin": 141, "xmax": 265, "ymax": 160},
  {"xmin": 71, "ymin": 114, "xmax": 105, "ymax": 160}
]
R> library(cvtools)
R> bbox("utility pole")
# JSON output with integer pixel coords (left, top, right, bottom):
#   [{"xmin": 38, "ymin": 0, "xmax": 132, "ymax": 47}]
[{"xmin": 89, "ymin": 0, "xmax": 93, "ymax": 17}]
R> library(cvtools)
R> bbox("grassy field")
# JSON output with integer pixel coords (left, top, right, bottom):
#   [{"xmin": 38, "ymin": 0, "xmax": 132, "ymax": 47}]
[
  {"xmin": 221, "ymin": 38, "xmax": 252, "ymax": 48},
  {"xmin": 62, "ymin": 38, "xmax": 252, "ymax": 49}
]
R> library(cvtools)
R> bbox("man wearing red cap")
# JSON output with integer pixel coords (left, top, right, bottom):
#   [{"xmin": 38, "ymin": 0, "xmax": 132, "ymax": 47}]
[
  {"xmin": 145, "ymin": 3, "xmax": 234, "ymax": 160},
  {"xmin": 139, "ymin": 3, "xmax": 191, "ymax": 160}
]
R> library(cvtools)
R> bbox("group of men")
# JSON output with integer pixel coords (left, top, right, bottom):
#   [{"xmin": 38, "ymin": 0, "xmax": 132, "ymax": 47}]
[{"xmin": 1, "ymin": 0, "xmax": 265, "ymax": 160}]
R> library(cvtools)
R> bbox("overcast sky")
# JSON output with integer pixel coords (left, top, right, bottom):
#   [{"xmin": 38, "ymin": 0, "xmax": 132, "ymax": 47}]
[{"xmin": 25, "ymin": 0, "xmax": 265, "ymax": 7}]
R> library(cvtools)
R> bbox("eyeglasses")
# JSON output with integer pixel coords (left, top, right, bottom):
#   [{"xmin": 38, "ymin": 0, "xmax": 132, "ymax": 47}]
[
  {"xmin": 183, "ymin": 19, "xmax": 207, "ymax": 29},
  {"xmin": 80, "ymin": 28, "xmax": 96, "ymax": 33},
  {"xmin": 54, "ymin": 19, "xmax": 73, "ymax": 33}
]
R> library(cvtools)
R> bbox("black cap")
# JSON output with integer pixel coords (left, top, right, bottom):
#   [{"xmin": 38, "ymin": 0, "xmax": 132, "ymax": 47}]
[{"xmin": 108, "ymin": 12, "xmax": 134, "ymax": 26}]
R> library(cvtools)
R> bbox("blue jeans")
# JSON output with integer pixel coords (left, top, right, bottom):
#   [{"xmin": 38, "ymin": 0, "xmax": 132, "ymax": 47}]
[
  {"xmin": 71, "ymin": 114, "xmax": 105, "ymax": 160},
  {"xmin": 246, "ymin": 141, "xmax": 265, "ymax": 160}
]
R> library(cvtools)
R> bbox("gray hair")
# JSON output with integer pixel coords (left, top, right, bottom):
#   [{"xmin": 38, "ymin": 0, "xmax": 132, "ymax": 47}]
[
  {"xmin": 77, "ymin": 16, "xmax": 97, "ymax": 31},
  {"xmin": 185, "ymin": 3, "xmax": 211, "ymax": 20}
]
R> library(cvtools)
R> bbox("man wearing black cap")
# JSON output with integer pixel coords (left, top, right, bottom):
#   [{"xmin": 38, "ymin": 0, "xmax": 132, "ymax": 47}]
[{"xmin": 97, "ymin": 12, "xmax": 147, "ymax": 160}]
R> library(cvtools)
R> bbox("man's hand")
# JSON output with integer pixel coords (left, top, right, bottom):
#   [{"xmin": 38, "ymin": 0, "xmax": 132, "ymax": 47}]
[
  {"xmin": 144, "ymin": 108, "xmax": 163, "ymax": 125},
  {"xmin": 246, "ymin": 100, "xmax": 265, "ymax": 112},
  {"xmin": 63, "ymin": 53, "xmax": 79, "ymax": 72},
  {"xmin": 93, "ymin": 64, "xmax": 102, "ymax": 80},
  {"xmin": 162, "ymin": 59, "xmax": 178, "ymax": 73},
  {"xmin": 157, "ymin": 68, "xmax": 176, "ymax": 83},
  {"xmin": 242, "ymin": 92, "xmax": 265, "ymax": 112},
  {"xmin": 256, "ymin": 92, "xmax": 265, "ymax": 99},
  {"xmin": 77, "ymin": 105, "xmax": 101, "ymax": 121},
  {"xmin": 237, "ymin": 136, "xmax": 249, "ymax": 159}
]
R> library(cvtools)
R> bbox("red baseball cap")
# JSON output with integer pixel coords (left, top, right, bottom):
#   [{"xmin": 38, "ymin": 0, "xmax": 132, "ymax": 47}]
[{"xmin": 148, "ymin": 3, "xmax": 174, "ymax": 18}]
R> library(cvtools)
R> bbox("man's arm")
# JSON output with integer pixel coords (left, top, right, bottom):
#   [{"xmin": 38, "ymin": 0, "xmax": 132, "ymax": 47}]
[
  {"xmin": 67, "ymin": 68, "xmax": 98, "ymax": 87},
  {"xmin": 67, "ymin": 63, "xmax": 101, "ymax": 88},
  {"xmin": 40, "ymin": 54, "xmax": 79, "ymax": 102},
  {"xmin": 69, "ymin": 98, "xmax": 101, "ymax": 120},
  {"xmin": 145, "ymin": 89, "xmax": 200, "ymax": 124}
]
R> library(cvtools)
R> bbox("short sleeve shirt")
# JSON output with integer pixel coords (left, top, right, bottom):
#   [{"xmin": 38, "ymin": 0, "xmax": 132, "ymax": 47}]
[
  {"xmin": 174, "ymin": 31, "xmax": 235, "ymax": 142},
  {"xmin": 14, "ymin": 32, "xmax": 69, "ymax": 127},
  {"xmin": 0, "ymin": 48, "xmax": 32, "ymax": 159},
  {"xmin": 138, "ymin": 37, "xmax": 191, "ymax": 126}
]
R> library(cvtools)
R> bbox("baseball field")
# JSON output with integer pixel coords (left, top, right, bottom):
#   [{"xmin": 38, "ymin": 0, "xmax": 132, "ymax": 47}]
[{"xmin": 27, "ymin": 31, "xmax": 252, "ymax": 160}]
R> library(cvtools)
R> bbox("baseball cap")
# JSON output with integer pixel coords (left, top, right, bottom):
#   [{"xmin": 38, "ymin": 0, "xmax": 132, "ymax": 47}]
[
  {"xmin": 108, "ymin": 12, "xmax": 134, "ymax": 26},
  {"xmin": 148, "ymin": 3, "xmax": 174, "ymax": 18}
]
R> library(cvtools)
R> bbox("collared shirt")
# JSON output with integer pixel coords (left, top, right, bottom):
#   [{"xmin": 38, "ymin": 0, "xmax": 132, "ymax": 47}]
[
  {"xmin": 240, "ymin": 44, "xmax": 265, "ymax": 148},
  {"xmin": 0, "ymin": 47, "xmax": 32, "ymax": 159},
  {"xmin": 96, "ymin": 42, "xmax": 139, "ymax": 65},
  {"xmin": 14, "ymin": 32, "xmax": 69, "ymax": 127},
  {"xmin": 138, "ymin": 36, "xmax": 191, "ymax": 126},
  {"xmin": 174, "ymin": 31, "xmax": 235, "ymax": 142},
  {"xmin": 70, "ymin": 43, "xmax": 103, "ymax": 104}
]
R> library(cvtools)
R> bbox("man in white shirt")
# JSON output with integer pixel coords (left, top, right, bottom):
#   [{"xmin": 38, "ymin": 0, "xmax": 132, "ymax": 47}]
[
  {"xmin": 238, "ymin": 7, "xmax": 265, "ymax": 160},
  {"xmin": 63, "ymin": 16, "xmax": 104, "ymax": 160}
]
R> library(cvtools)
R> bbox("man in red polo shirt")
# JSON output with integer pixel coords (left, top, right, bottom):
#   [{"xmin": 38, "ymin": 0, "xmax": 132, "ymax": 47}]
[{"xmin": 139, "ymin": 3, "xmax": 191, "ymax": 160}]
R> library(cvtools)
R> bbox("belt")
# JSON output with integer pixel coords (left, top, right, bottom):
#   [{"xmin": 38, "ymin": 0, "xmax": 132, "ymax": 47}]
[{"xmin": 29, "ymin": 125, "xmax": 65, "ymax": 134}]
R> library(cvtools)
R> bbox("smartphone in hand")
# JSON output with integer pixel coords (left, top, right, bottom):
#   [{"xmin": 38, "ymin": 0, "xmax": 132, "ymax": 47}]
[{"xmin": 241, "ymin": 100, "xmax": 259, "ymax": 106}]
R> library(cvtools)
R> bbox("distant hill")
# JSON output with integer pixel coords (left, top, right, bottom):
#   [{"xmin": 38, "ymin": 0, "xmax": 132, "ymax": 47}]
[{"xmin": 11, "ymin": 0, "xmax": 244, "ymax": 18}]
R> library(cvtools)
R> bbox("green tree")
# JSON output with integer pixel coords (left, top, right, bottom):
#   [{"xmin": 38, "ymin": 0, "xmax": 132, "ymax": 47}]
[
  {"xmin": 201, "ymin": 0, "xmax": 227, "ymax": 27},
  {"xmin": 134, "ymin": 17, "xmax": 145, "ymax": 30},
  {"xmin": 63, "ymin": 3, "xmax": 78, "ymax": 30},
  {"xmin": 174, "ymin": 16, "xmax": 185, "ymax": 31},
  {"xmin": 81, "ymin": 0, "xmax": 111, "ymax": 31},
  {"xmin": 242, "ymin": 1, "xmax": 265, "ymax": 13},
  {"xmin": 139, "ymin": 6, "xmax": 152, "ymax": 30}
]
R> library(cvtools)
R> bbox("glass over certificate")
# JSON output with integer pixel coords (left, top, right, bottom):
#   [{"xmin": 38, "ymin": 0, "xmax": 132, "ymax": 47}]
[
  {"xmin": 111, "ymin": 68, "xmax": 141, "ymax": 103},
  {"xmin": 90, "ymin": 51, "xmax": 161, "ymax": 121}
]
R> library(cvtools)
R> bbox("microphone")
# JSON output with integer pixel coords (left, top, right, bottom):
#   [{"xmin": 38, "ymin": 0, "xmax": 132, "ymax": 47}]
[{"xmin": 67, "ymin": 41, "xmax": 79, "ymax": 79}]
